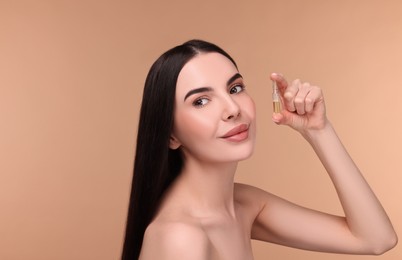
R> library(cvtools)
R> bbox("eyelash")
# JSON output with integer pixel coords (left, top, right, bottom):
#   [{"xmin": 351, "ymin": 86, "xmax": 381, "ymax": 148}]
[
  {"xmin": 229, "ymin": 83, "xmax": 245, "ymax": 94},
  {"xmin": 192, "ymin": 97, "xmax": 209, "ymax": 107},
  {"xmin": 192, "ymin": 83, "xmax": 246, "ymax": 108}
]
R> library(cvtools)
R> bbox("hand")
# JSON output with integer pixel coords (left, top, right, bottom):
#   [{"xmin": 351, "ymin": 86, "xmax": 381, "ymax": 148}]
[{"xmin": 270, "ymin": 73, "xmax": 328, "ymax": 133}]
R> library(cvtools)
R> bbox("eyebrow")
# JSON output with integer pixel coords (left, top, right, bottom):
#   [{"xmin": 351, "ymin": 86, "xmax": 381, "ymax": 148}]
[{"xmin": 183, "ymin": 73, "xmax": 243, "ymax": 101}]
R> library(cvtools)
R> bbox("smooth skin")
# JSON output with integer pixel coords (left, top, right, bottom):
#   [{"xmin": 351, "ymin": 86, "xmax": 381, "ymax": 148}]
[{"xmin": 139, "ymin": 53, "xmax": 397, "ymax": 260}]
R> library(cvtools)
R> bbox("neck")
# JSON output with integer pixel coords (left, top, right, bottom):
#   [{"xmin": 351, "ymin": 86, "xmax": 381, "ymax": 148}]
[{"xmin": 171, "ymin": 157, "xmax": 238, "ymax": 218}]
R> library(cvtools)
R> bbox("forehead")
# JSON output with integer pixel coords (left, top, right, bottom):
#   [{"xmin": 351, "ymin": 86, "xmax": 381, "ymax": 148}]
[{"xmin": 176, "ymin": 52, "xmax": 238, "ymax": 94}]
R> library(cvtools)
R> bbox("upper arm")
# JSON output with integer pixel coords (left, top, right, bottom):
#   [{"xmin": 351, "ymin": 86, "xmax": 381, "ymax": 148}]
[
  {"xmin": 239, "ymin": 184, "xmax": 371, "ymax": 254},
  {"xmin": 140, "ymin": 222, "xmax": 210, "ymax": 260}
]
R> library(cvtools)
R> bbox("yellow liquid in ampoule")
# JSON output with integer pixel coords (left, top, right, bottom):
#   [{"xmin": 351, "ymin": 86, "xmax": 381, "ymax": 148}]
[{"xmin": 273, "ymin": 101, "xmax": 281, "ymax": 113}]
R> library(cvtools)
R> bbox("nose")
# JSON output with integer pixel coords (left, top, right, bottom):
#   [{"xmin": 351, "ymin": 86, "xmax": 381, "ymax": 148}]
[{"xmin": 222, "ymin": 95, "xmax": 241, "ymax": 121}]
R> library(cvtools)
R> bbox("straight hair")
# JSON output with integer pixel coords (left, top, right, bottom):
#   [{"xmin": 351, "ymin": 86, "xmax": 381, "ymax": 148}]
[{"xmin": 122, "ymin": 39, "xmax": 237, "ymax": 260}]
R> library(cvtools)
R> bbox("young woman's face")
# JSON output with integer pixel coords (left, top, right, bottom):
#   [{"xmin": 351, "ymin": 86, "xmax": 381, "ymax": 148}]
[{"xmin": 170, "ymin": 52, "xmax": 256, "ymax": 164}]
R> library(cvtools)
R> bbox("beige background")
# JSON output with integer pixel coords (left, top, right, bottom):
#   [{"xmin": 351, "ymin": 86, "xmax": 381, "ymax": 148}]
[{"xmin": 1, "ymin": 0, "xmax": 401, "ymax": 259}]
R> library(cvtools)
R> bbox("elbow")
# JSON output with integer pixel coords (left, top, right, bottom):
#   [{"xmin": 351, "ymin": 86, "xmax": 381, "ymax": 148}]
[{"xmin": 369, "ymin": 232, "xmax": 398, "ymax": 255}]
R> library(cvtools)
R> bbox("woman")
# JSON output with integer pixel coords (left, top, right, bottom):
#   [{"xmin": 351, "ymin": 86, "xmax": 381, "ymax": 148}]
[{"xmin": 122, "ymin": 39, "xmax": 397, "ymax": 260}]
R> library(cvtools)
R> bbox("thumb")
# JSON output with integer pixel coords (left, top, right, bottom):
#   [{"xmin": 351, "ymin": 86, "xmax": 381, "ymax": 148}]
[
  {"xmin": 272, "ymin": 111, "xmax": 293, "ymax": 126},
  {"xmin": 272, "ymin": 112, "xmax": 285, "ymax": 125}
]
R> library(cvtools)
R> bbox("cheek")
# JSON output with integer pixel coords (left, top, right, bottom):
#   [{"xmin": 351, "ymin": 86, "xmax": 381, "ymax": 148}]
[
  {"xmin": 172, "ymin": 110, "xmax": 219, "ymax": 145},
  {"xmin": 241, "ymin": 95, "xmax": 256, "ymax": 121},
  {"xmin": 240, "ymin": 96, "xmax": 257, "ymax": 138}
]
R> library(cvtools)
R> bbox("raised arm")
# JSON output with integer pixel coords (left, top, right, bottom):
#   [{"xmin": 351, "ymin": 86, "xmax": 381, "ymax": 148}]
[{"xmin": 251, "ymin": 73, "xmax": 397, "ymax": 255}]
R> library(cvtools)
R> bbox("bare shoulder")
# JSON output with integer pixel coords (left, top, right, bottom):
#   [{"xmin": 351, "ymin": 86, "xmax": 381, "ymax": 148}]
[
  {"xmin": 234, "ymin": 182, "xmax": 300, "ymax": 219},
  {"xmin": 234, "ymin": 182, "xmax": 274, "ymax": 207},
  {"xmin": 233, "ymin": 183, "xmax": 279, "ymax": 223},
  {"xmin": 140, "ymin": 219, "xmax": 210, "ymax": 260}
]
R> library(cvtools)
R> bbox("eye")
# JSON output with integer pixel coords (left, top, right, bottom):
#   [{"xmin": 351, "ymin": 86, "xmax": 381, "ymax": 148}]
[
  {"xmin": 192, "ymin": 97, "xmax": 209, "ymax": 107},
  {"xmin": 229, "ymin": 84, "xmax": 245, "ymax": 94}
]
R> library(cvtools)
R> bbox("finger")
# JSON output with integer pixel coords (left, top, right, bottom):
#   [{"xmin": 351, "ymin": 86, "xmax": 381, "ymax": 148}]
[
  {"xmin": 283, "ymin": 79, "xmax": 301, "ymax": 112},
  {"xmin": 305, "ymin": 86, "xmax": 323, "ymax": 113},
  {"xmin": 270, "ymin": 73, "xmax": 288, "ymax": 93},
  {"xmin": 272, "ymin": 111, "xmax": 288, "ymax": 125},
  {"xmin": 294, "ymin": 82, "xmax": 312, "ymax": 115}
]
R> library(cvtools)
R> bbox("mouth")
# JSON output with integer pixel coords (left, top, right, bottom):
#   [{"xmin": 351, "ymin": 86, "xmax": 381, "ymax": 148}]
[{"xmin": 221, "ymin": 123, "xmax": 249, "ymax": 142}]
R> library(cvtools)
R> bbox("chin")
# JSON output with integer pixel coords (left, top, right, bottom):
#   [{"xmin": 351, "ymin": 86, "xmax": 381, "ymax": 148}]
[
  {"xmin": 237, "ymin": 149, "xmax": 254, "ymax": 161},
  {"xmin": 226, "ymin": 143, "xmax": 255, "ymax": 162}
]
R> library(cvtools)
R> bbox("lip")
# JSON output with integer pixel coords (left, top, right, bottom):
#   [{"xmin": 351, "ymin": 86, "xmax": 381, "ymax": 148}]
[{"xmin": 221, "ymin": 123, "xmax": 249, "ymax": 142}]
